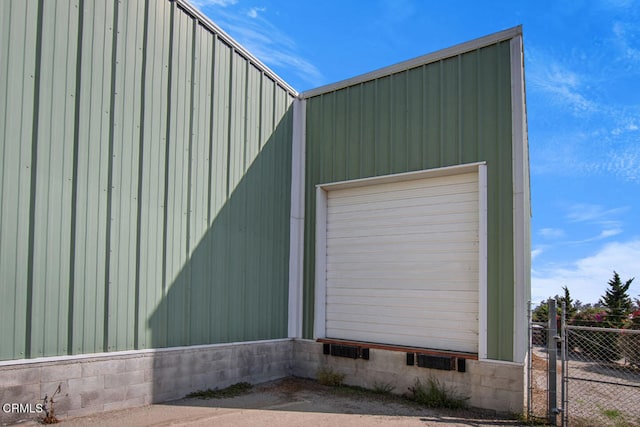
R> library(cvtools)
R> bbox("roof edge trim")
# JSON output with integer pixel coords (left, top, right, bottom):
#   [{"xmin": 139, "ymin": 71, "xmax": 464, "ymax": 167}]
[
  {"xmin": 177, "ymin": 0, "xmax": 298, "ymax": 96},
  {"xmin": 301, "ymin": 25, "xmax": 522, "ymax": 99}
]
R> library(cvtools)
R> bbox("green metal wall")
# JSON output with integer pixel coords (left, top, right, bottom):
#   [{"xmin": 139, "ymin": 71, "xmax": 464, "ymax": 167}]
[
  {"xmin": 303, "ymin": 41, "xmax": 517, "ymax": 361},
  {"xmin": 0, "ymin": 0, "xmax": 293, "ymax": 361}
]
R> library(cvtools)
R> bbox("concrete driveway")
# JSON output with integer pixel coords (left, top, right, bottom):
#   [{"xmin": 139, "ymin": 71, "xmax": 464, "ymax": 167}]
[{"xmin": 11, "ymin": 378, "xmax": 527, "ymax": 426}]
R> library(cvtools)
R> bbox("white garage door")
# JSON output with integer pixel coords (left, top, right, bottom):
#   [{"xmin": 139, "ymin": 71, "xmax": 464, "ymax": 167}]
[{"xmin": 322, "ymin": 169, "xmax": 481, "ymax": 354}]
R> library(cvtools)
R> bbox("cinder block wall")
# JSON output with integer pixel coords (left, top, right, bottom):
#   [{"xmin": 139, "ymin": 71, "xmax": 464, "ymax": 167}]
[
  {"xmin": 0, "ymin": 339, "xmax": 292, "ymax": 425},
  {"xmin": 1, "ymin": 339, "xmax": 525, "ymax": 424},
  {"xmin": 293, "ymin": 339, "xmax": 525, "ymax": 414}
]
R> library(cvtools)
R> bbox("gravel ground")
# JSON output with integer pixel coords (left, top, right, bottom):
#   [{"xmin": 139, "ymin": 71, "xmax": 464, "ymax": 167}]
[{"xmin": 10, "ymin": 377, "xmax": 529, "ymax": 427}]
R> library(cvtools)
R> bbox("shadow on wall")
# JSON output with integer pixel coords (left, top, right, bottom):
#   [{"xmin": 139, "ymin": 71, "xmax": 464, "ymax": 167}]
[{"xmin": 147, "ymin": 107, "xmax": 293, "ymax": 403}]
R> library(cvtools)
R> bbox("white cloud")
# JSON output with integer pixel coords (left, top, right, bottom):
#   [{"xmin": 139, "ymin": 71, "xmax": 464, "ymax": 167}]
[
  {"xmin": 531, "ymin": 130, "xmax": 640, "ymax": 182},
  {"xmin": 569, "ymin": 228, "xmax": 624, "ymax": 244},
  {"xmin": 612, "ymin": 122, "xmax": 639, "ymax": 135},
  {"xmin": 247, "ymin": 7, "xmax": 266, "ymax": 19},
  {"xmin": 539, "ymin": 228, "xmax": 565, "ymax": 239},
  {"xmin": 209, "ymin": 9, "xmax": 323, "ymax": 87},
  {"xmin": 599, "ymin": 228, "xmax": 623, "ymax": 239},
  {"xmin": 532, "ymin": 247, "xmax": 544, "ymax": 261},
  {"xmin": 527, "ymin": 58, "xmax": 597, "ymax": 116},
  {"xmin": 604, "ymin": 149, "xmax": 640, "ymax": 182},
  {"xmin": 527, "ymin": 34, "xmax": 640, "ymax": 183},
  {"xmin": 566, "ymin": 203, "xmax": 627, "ymax": 224},
  {"xmin": 532, "ymin": 239, "xmax": 640, "ymax": 304},
  {"xmin": 612, "ymin": 21, "xmax": 640, "ymax": 63}
]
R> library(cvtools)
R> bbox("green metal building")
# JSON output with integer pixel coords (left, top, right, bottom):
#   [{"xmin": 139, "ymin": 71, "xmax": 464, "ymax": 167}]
[{"xmin": 0, "ymin": 0, "xmax": 529, "ymax": 419}]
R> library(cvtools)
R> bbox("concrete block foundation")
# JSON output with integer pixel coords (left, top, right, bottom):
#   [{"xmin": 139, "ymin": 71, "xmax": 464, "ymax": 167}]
[
  {"xmin": 0, "ymin": 338, "xmax": 525, "ymax": 424},
  {"xmin": 0, "ymin": 339, "xmax": 292, "ymax": 425},
  {"xmin": 292, "ymin": 339, "xmax": 525, "ymax": 414}
]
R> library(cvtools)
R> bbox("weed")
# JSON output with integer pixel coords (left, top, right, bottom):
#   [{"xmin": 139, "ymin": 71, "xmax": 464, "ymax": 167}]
[
  {"xmin": 316, "ymin": 367, "xmax": 345, "ymax": 386},
  {"xmin": 407, "ymin": 378, "xmax": 468, "ymax": 409},
  {"xmin": 41, "ymin": 383, "xmax": 61, "ymax": 424},
  {"xmin": 603, "ymin": 408, "xmax": 622, "ymax": 419},
  {"xmin": 372, "ymin": 381, "xmax": 395, "ymax": 394},
  {"xmin": 186, "ymin": 382, "xmax": 253, "ymax": 399},
  {"xmin": 514, "ymin": 412, "xmax": 549, "ymax": 426}
]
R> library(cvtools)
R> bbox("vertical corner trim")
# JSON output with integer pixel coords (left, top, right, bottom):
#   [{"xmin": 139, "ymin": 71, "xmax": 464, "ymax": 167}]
[
  {"xmin": 288, "ymin": 98, "xmax": 306, "ymax": 338},
  {"xmin": 510, "ymin": 34, "xmax": 529, "ymax": 364},
  {"xmin": 313, "ymin": 186, "xmax": 328, "ymax": 340},
  {"xmin": 478, "ymin": 163, "xmax": 488, "ymax": 360}
]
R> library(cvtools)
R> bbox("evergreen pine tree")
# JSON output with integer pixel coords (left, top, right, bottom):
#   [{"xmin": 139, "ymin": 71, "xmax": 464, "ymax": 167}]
[
  {"xmin": 599, "ymin": 271, "xmax": 634, "ymax": 329},
  {"xmin": 559, "ymin": 286, "xmax": 576, "ymax": 320}
]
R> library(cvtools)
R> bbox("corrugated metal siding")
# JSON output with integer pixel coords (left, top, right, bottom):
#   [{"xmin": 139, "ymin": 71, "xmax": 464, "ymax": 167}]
[
  {"xmin": 0, "ymin": 0, "xmax": 294, "ymax": 361},
  {"xmin": 0, "ymin": 0, "xmax": 39, "ymax": 361},
  {"xmin": 303, "ymin": 42, "xmax": 515, "ymax": 361}
]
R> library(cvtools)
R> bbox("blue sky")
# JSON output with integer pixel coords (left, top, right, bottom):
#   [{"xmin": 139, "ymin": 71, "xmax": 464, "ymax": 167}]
[{"xmin": 191, "ymin": 0, "xmax": 640, "ymax": 306}]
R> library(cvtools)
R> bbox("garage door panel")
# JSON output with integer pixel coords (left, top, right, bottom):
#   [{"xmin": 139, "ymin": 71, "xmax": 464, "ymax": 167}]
[
  {"xmin": 328, "ymin": 318, "xmax": 478, "ymax": 336},
  {"xmin": 327, "ymin": 213, "xmax": 477, "ymax": 235},
  {"xmin": 328, "ymin": 207, "xmax": 477, "ymax": 228},
  {"xmin": 328, "ymin": 202, "xmax": 478, "ymax": 222},
  {"xmin": 327, "ymin": 287, "xmax": 478, "ymax": 302},
  {"xmin": 326, "ymin": 295, "xmax": 479, "ymax": 312},
  {"xmin": 326, "ymin": 328, "xmax": 477, "ymax": 353},
  {"xmin": 327, "ymin": 231, "xmax": 477, "ymax": 244},
  {"xmin": 327, "ymin": 307, "xmax": 478, "ymax": 325},
  {"xmin": 326, "ymin": 262, "xmax": 478, "ymax": 276},
  {"xmin": 328, "ymin": 173, "xmax": 477, "ymax": 200},
  {"xmin": 328, "ymin": 192, "xmax": 478, "ymax": 214},
  {"xmin": 327, "ymin": 249, "xmax": 478, "ymax": 264},
  {"xmin": 326, "ymin": 259, "xmax": 478, "ymax": 272},
  {"xmin": 330, "ymin": 239, "xmax": 478, "ymax": 257},
  {"xmin": 327, "ymin": 222, "xmax": 478, "ymax": 239},
  {"xmin": 326, "ymin": 268, "xmax": 478, "ymax": 282},
  {"xmin": 327, "ymin": 302, "xmax": 477, "ymax": 318},
  {"xmin": 326, "ymin": 277, "xmax": 478, "ymax": 291},
  {"xmin": 327, "ymin": 320, "xmax": 478, "ymax": 339},
  {"xmin": 322, "ymin": 168, "xmax": 481, "ymax": 353},
  {"xmin": 328, "ymin": 183, "xmax": 477, "ymax": 208},
  {"xmin": 328, "ymin": 202, "xmax": 478, "ymax": 223}
]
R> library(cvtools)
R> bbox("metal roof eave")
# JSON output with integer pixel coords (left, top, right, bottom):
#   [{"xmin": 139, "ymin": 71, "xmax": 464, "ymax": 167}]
[{"xmin": 300, "ymin": 25, "xmax": 523, "ymax": 99}]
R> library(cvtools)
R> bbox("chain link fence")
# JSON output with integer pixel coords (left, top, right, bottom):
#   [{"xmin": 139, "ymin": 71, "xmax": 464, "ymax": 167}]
[
  {"xmin": 529, "ymin": 301, "xmax": 640, "ymax": 426},
  {"xmin": 528, "ymin": 300, "xmax": 557, "ymax": 423},
  {"xmin": 528, "ymin": 320, "xmax": 549, "ymax": 420},
  {"xmin": 565, "ymin": 326, "xmax": 640, "ymax": 426}
]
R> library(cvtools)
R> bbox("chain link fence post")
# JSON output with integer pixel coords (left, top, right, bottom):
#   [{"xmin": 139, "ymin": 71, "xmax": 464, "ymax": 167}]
[
  {"xmin": 527, "ymin": 300, "xmax": 533, "ymax": 421},
  {"xmin": 561, "ymin": 301, "xmax": 567, "ymax": 427},
  {"xmin": 548, "ymin": 298, "xmax": 558, "ymax": 425}
]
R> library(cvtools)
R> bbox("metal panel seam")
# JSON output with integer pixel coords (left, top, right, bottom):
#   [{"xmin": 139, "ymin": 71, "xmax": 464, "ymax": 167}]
[
  {"xmin": 102, "ymin": 0, "xmax": 121, "ymax": 352},
  {"xmin": 161, "ymin": 0, "xmax": 176, "ymax": 346},
  {"xmin": 184, "ymin": 14, "xmax": 197, "ymax": 346},
  {"xmin": 67, "ymin": 0, "xmax": 85, "ymax": 355},
  {"xmin": 133, "ymin": 0, "xmax": 152, "ymax": 351},
  {"xmin": 25, "ymin": 0, "xmax": 46, "ymax": 359}
]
